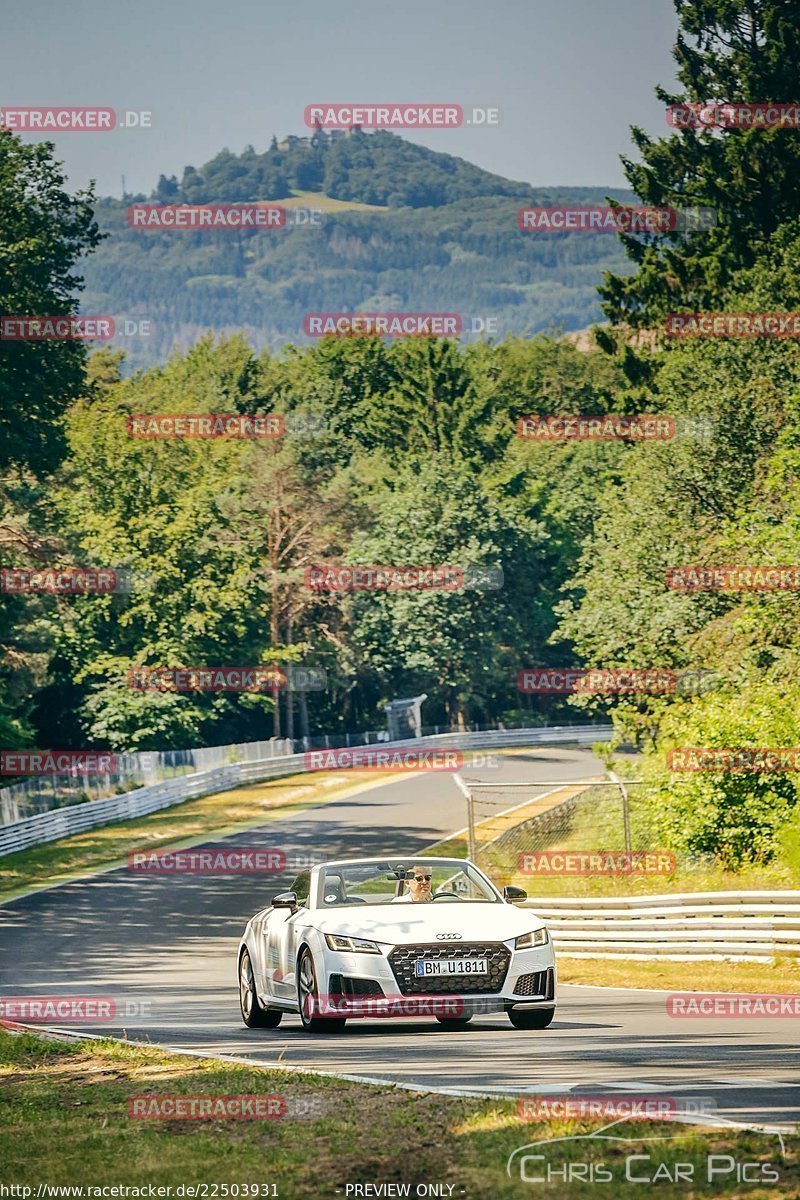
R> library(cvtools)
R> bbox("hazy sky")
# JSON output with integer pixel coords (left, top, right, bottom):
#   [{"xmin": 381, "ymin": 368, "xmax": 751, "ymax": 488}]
[{"xmin": 3, "ymin": 0, "xmax": 680, "ymax": 197}]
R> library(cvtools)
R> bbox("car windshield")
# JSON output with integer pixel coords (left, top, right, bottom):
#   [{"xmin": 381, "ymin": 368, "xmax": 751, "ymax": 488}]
[{"xmin": 317, "ymin": 858, "xmax": 500, "ymax": 908}]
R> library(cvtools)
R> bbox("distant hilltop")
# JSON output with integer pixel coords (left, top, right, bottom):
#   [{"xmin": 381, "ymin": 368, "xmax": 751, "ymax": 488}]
[
  {"xmin": 86, "ymin": 130, "xmax": 634, "ymax": 369},
  {"xmin": 277, "ymin": 123, "xmax": 374, "ymax": 151},
  {"xmin": 143, "ymin": 128, "xmax": 528, "ymax": 208}
]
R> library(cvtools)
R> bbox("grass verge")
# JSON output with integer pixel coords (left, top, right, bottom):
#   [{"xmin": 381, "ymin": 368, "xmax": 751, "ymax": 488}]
[
  {"xmin": 558, "ymin": 956, "xmax": 800, "ymax": 994},
  {"xmin": 0, "ymin": 1029, "xmax": 796, "ymax": 1198}
]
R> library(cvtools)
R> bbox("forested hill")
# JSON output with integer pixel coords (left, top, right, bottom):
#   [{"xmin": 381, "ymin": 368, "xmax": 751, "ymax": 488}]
[
  {"xmin": 150, "ymin": 129, "xmax": 531, "ymax": 208},
  {"xmin": 81, "ymin": 130, "xmax": 634, "ymax": 369}
]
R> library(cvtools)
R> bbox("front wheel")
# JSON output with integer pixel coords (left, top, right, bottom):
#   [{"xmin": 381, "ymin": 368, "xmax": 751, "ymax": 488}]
[
  {"xmin": 297, "ymin": 947, "xmax": 346, "ymax": 1033},
  {"xmin": 507, "ymin": 1006, "xmax": 555, "ymax": 1030},
  {"xmin": 239, "ymin": 949, "xmax": 283, "ymax": 1028}
]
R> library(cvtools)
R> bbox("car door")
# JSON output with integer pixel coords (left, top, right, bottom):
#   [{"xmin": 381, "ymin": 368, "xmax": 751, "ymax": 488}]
[
  {"xmin": 255, "ymin": 908, "xmax": 281, "ymax": 1001},
  {"xmin": 272, "ymin": 871, "xmax": 312, "ymax": 1001}
]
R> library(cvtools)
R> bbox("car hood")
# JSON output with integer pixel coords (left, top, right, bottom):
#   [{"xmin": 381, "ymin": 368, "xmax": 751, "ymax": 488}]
[{"xmin": 309, "ymin": 901, "xmax": 546, "ymax": 945}]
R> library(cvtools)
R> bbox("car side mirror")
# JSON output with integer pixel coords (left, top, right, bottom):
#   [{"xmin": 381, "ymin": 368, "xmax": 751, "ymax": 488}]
[
  {"xmin": 503, "ymin": 885, "xmax": 527, "ymax": 903},
  {"xmin": 272, "ymin": 891, "xmax": 298, "ymax": 913}
]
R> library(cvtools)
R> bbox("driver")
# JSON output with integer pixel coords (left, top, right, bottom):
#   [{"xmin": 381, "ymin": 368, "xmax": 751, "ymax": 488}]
[{"xmin": 392, "ymin": 865, "xmax": 434, "ymax": 902}]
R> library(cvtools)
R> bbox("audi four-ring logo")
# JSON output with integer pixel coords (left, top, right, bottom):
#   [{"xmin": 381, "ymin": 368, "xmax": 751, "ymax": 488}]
[{"xmin": 436, "ymin": 933, "xmax": 462, "ymax": 940}]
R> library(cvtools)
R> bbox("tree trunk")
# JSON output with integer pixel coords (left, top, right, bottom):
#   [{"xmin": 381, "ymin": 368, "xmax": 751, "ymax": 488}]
[
  {"xmin": 298, "ymin": 688, "xmax": 310, "ymax": 745},
  {"xmin": 271, "ymin": 598, "xmax": 280, "ymax": 739},
  {"xmin": 286, "ymin": 614, "xmax": 294, "ymax": 744}
]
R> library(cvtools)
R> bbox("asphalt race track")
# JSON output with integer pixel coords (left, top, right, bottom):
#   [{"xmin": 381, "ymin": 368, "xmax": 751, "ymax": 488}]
[{"xmin": 1, "ymin": 747, "xmax": 798, "ymax": 1130}]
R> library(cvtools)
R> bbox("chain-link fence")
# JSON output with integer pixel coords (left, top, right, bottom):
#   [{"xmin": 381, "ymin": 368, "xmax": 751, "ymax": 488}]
[
  {"xmin": 455, "ymin": 775, "xmax": 665, "ymax": 895},
  {"xmin": 0, "ymin": 740, "xmax": 295, "ymax": 823},
  {"xmin": 0, "ymin": 719, "xmax": 607, "ymax": 825}
]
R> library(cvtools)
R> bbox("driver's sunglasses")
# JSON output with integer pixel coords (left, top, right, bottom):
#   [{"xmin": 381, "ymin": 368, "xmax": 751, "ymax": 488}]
[{"xmin": 413, "ymin": 874, "xmax": 432, "ymax": 882}]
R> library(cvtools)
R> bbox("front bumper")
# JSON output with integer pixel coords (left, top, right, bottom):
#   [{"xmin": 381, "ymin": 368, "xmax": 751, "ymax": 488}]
[{"xmin": 320, "ymin": 940, "xmax": 556, "ymax": 1017}]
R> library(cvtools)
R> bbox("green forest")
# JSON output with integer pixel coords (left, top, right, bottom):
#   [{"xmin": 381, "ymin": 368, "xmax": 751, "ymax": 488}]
[
  {"xmin": 82, "ymin": 131, "xmax": 636, "ymax": 369},
  {"xmin": 3, "ymin": 0, "xmax": 800, "ymax": 874}
]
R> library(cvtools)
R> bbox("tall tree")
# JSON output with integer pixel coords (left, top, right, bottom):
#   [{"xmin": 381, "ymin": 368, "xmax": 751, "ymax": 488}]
[
  {"xmin": 0, "ymin": 129, "xmax": 101, "ymax": 474},
  {"xmin": 0, "ymin": 129, "xmax": 101, "ymax": 749},
  {"xmin": 599, "ymin": 0, "xmax": 800, "ymax": 334}
]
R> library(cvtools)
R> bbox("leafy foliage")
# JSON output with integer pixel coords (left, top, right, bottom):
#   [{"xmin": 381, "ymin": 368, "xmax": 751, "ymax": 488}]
[
  {"xmin": 601, "ymin": 0, "xmax": 800, "ymax": 327},
  {"xmin": 650, "ymin": 686, "xmax": 800, "ymax": 869},
  {"xmin": 0, "ymin": 129, "xmax": 101, "ymax": 474}
]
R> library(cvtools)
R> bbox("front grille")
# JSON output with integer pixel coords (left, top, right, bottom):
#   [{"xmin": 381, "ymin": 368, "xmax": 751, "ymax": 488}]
[
  {"xmin": 328, "ymin": 973, "xmax": 385, "ymax": 997},
  {"xmin": 513, "ymin": 968, "xmax": 554, "ymax": 1000},
  {"xmin": 388, "ymin": 942, "xmax": 511, "ymax": 994}
]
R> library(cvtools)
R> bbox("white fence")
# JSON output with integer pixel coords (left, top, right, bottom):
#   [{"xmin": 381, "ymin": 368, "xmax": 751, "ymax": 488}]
[
  {"xmin": 0, "ymin": 739, "xmax": 297, "ymax": 824},
  {"xmin": 522, "ymin": 891, "xmax": 800, "ymax": 961},
  {"xmin": 0, "ymin": 724, "xmax": 612, "ymax": 857}
]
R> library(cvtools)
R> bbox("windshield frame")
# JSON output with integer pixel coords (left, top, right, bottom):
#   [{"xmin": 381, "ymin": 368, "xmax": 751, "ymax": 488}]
[{"xmin": 310, "ymin": 856, "xmax": 504, "ymax": 911}]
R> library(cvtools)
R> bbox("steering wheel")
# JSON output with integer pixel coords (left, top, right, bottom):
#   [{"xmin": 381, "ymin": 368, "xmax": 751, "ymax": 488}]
[{"xmin": 431, "ymin": 891, "xmax": 460, "ymax": 901}]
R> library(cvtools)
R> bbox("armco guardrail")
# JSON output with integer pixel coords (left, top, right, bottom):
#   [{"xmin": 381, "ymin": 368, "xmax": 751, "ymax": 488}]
[
  {"xmin": 522, "ymin": 891, "xmax": 800, "ymax": 961},
  {"xmin": 0, "ymin": 738, "xmax": 297, "ymax": 823},
  {"xmin": 0, "ymin": 722, "xmax": 608, "ymax": 823},
  {"xmin": 0, "ymin": 724, "xmax": 612, "ymax": 857}
]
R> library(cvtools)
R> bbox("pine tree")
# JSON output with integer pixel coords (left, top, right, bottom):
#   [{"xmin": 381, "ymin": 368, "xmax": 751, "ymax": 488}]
[{"xmin": 600, "ymin": 0, "xmax": 800, "ymax": 332}]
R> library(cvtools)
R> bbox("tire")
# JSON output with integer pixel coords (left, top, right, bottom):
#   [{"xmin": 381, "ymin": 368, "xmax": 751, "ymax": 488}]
[
  {"xmin": 435, "ymin": 1016, "xmax": 473, "ymax": 1029},
  {"xmin": 507, "ymin": 1006, "xmax": 555, "ymax": 1030},
  {"xmin": 297, "ymin": 947, "xmax": 347, "ymax": 1033},
  {"xmin": 239, "ymin": 948, "xmax": 283, "ymax": 1029}
]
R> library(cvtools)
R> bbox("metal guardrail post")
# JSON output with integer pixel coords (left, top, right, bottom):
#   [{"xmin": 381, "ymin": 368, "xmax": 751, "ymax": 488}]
[
  {"xmin": 608, "ymin": 769, "xmax": 631, "ymax": 857},
  {"xmin": 453, "ymin": 774, "xmax": 476, "ymax": 862}
]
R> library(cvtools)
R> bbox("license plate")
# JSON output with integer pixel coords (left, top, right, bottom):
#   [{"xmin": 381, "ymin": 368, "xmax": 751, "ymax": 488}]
[{"xmin": 414, "ymin": 957, "xmax": 489, "ymax": 977}]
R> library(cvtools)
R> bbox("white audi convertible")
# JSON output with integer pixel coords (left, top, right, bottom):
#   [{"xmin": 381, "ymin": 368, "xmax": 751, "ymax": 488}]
[{"xmin": 237, "ymin": 856, "xmax": 556, "ymax": 1033}]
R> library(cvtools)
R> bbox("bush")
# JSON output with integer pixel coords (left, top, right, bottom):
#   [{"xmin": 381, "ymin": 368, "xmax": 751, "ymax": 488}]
[{"xmin": 646, "ymin": 684, "xmax": 800, "ymax": 870}]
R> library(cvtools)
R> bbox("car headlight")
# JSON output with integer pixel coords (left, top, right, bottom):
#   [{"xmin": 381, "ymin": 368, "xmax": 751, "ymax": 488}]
[
  {"xmin": 324, "ymin": 934, "xmax": 383, "ymax": 954},
  {"xmin": 515, "ymin": 928, "xmax": 549, "ymax": 950}
]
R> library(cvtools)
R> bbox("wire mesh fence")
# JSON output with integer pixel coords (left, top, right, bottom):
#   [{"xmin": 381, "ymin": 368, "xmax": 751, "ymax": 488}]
[
  {"xmin": 0, "ymin": 720, "xmax": 609, "ymax": 825},
  {"xmin": 0, "ymin": 741, "xmax": 296, "ymax": 823},
  {"xmin": 456, "ymin": 775, "xmax": 666, "ymax": 895}
]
